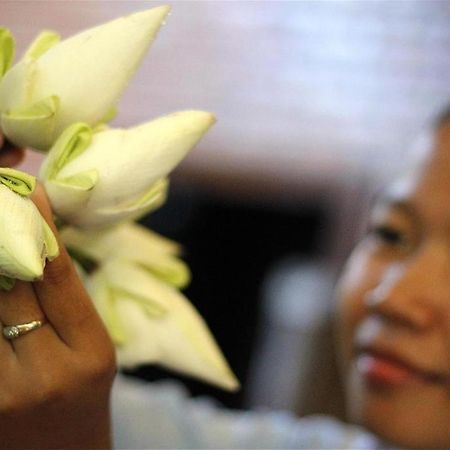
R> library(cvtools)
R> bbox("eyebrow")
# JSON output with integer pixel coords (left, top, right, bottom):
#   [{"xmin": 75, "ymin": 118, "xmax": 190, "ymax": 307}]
[{"xmin": 372, "ymin": 190, "xmax": 422, "ymax": 227}]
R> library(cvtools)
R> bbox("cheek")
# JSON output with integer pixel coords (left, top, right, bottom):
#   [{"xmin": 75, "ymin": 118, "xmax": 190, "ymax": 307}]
[{"xmin": 334, "ymin": 244, "xmax": 383, "ymax": 368}]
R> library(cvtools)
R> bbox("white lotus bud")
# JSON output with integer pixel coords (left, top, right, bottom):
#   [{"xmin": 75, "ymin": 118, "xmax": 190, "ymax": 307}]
[
  {"xmin": 0, "ymin": 168, "xmax": 58, "ymax": 289},
  {"xmin": 89, "ymin": 259, "xmax": 239, "ymax": 391},
  {"xmin": 61, "ymin": 222, "xmax": 190, "ymax": 288},
  {"xmin": 40, "ymin": 110, "xmax": 215, "ymax": 229},
  {"xmin": 0, "ymin": 6, "xmax": 170, "ymax": 151}
]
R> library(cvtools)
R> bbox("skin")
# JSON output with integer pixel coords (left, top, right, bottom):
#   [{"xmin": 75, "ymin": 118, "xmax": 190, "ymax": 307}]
[
  {"xmin": 0, "ymin": 134, "xmax": 116, "ymax": 449},
  {"xmin": 335, "ymin": 119, "xmax": 450, "ymax": 449},
  {"xmin": 0, "ymin": 134, "xmax": 25, "ymax": 167}
]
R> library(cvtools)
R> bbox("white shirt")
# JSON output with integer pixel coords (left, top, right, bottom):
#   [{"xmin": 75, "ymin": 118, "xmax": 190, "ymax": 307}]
[{"xmin": 112, "ymin": 374, "xmax": 382, "ymax": 449}]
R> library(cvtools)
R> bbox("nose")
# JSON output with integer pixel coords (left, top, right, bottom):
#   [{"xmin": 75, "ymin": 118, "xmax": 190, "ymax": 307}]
[{"xmin": 364, "ymin": 244, "xmax": 449, "ymax": 330}]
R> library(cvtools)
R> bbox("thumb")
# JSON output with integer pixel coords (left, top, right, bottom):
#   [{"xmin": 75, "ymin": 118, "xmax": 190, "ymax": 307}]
[{"xmin": 0, "ymin": 132, "xmax": 25, "ymax": 167}]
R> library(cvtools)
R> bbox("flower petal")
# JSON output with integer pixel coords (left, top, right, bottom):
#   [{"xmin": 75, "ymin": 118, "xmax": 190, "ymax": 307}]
[
  {"xmin": 0, "ymin": 167, "xmax": 36, "ymax": 196},
  {"xmin": 62, "ymin": 222, "xmax": 182, "ymax": 259},
  {"xmin": 41, "ymin": 216, "xmax": 59, "ymax": 261},
  {"xmin": 0, "ymin": 276, "xmax": 16, "ymax": 291},
  {"xmin": 40, "ymin": 122, "xmax": 93, "ymax": 179},
  {"xmin": 0, "ymin": 28, "xmax": 15, "ymax": 79},
  {"xmin": 89, "ymin": 270, "xmax": 128, "ymax": 345},
  {"xmin": 61, "ymin": 222, "xmax": 190, "ymax": 287},
  {"xmin": 44, "ymin": 172, "xmax": 98, "ymax": 221},
  {"xmin": 88, "ymin": 178, "xmax": 169, "ymax": 228},
  {"xmin": 40, "ymin": 122, "xmax": 98, "ymax": 219},
  {"xmin": 23, "ymin": 30, "xmax": 60, "ymax": 60},
  {"xmin": 1, "ymin": 95, "xmax": 59, "ymax": 150},
  {"xmin": 0, "ymin": 57, "xmax": 37, "ymax": 114},
  {"xmin": 101, "ymin": 259, "xmax": 170, "ymax": 312}
]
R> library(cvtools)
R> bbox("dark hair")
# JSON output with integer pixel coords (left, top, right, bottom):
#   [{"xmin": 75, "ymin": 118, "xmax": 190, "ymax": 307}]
[{"xmin": 432, "ymin": 104, "xmax": 450, "ymax": 130}]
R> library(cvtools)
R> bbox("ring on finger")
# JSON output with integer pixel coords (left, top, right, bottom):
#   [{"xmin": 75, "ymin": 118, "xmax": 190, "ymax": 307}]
[{"xmin": 2, "ymin": 319, "xmax": 47, "ymax": 340}]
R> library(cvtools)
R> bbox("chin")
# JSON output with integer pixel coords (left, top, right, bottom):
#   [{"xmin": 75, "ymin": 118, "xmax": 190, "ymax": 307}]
[
  {"xmin": 360, "ymin": 411, "xmax": 450, "ymax": 450},
  {"xmin": 346, "ymin": 366, "xmax": 450, "ymax": 450}
]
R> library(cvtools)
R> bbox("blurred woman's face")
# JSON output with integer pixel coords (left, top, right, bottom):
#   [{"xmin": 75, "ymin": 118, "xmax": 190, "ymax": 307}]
[{"xmin": 335, "ymin": 121, "xmax": 450, "ymax": 449}]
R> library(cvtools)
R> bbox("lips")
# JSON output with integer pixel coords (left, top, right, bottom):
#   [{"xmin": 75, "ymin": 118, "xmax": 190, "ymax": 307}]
[
  {"xmin": 354, "ymin": 346, "xmax": 446, "ymax": 387},
  {"xmin": 356, "ymin": 352, "xmax": 418, "ymax": 386}
]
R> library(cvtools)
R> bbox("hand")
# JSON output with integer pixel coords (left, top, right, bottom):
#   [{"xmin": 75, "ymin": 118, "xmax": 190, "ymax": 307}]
[
  {"xmin": 0, "ymin": 184, "xmax": 116, "ymax": 449},
  {"xmin": 0, "ymin": 133, "xmax": 25, "ymax": 167}
]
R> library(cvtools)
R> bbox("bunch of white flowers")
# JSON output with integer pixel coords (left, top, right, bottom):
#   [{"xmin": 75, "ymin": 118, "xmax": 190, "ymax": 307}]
[{"xmin": 0, "ymin": 8, "xmax": 239, "ymax": 391}]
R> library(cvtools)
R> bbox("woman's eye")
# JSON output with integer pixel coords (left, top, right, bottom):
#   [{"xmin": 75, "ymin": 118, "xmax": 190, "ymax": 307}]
[{"xmin": 369, "ymin": 225, "xmax": 410, "ymax": 249}]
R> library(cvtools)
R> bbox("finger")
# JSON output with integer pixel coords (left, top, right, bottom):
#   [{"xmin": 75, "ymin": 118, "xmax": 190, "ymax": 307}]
[
  {"xmin": 0, "ymin": 281, "xmax": 60, "ymax": 358},
  {"xmin": 0, "ymin": 147, "xmax": 26, "ymax": 167},
  {"xmin": 0, "ymin": 288, "xmax": 18, "ymax": 359},
  {"xmin": 0, "ymin": 133, "xmax": 26, "ymax": 167},
  {"xmin": 31, "ymin": 184, "xmax": 110, "ymax": 349}
]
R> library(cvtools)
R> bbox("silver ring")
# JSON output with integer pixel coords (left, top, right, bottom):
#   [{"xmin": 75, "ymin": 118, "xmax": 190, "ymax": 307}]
[{"xmin": 2, "ymin": 319, "xmax": 46, "ymax": 340}]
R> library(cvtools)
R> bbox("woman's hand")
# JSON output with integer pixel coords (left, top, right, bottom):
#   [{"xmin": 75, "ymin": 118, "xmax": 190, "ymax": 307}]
[
  {"xmin": 0, "ymin": 134, "xmax": 116, "ymax": 449},
  {"xmin": 0, "ymin": 133, "xmax": 25, "ymax": 167}
]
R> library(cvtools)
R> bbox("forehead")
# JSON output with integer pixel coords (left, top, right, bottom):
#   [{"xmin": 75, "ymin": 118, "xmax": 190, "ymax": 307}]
[
  {"xmin": 415, "ymin": 125, "xmax": 450, "ymax": 191},
  {"xmin": 380, "ymin": 126, "xmax": 450, "ymax": 223}
]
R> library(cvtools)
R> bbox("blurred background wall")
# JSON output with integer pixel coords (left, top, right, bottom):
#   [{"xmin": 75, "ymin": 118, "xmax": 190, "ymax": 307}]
[{"xmin": 3, "ymin": 0, "xmax": 450, "ymax": 419}]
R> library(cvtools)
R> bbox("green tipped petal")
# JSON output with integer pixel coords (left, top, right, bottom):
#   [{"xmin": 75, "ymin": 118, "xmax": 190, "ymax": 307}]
[
  {"xmin": 41, "ymin": 218, "xmax": 59, "ymax": 261},
  {"xmin": 0, "ymin": 168, "xmax": 36, "ymax": 196},
  {"xmin": 112, "ymin": 287, "xmax": 168, "ymax": 318},
  {"xmin": 0, "ymin": 276, "xmax": 15, "ymax": 291},
  {"xmin": 99, "ymin": 105, "xmax": 118, "ymax": 124},
  {"xmin": 6, "ymin": 95, "xmax": 58, "ymax": 120},
  {"xmin": 89, "ymin": 272, "xmax": 128, "ymax": 345},
  {"xmin": 40, "ymin": 122, "xmax": 93, "ymax": 178},
  {"xmin": 104, "ymin": 260, "xmax": 169, "ymax": 312},
  {"xmin": 64, "ymin": 177, "xmax": 168, "ymax": 229},
  {"xmin": 61, "ymin": 222, "xmax": 182, "ymax": 260},
  {"xmin": 0, "ymin": 28, "xmax": 15, "ymax": 78},
  {"xmin": 105, "ymin": 294, "xmax": 129, "ymax": 345},
  {"xmin": 141, "ymin": 258, "xmax": 190, "ymax": 289},
  {"xmin": 44, "ymin": 176, "xmax": 95, "ymax": 220},
  {"xmin": 95, "ymin": 177, "xmax": 169, "ymax": 221},
  {"xmin": 40, "ymin": 122, "xmax": 97, "ymax": 219},
  {"xmin": 1, "ymin": 95, "xmax": 59, "ymax": 151},
  {"xmin": 0, "ymin": 57, "xmax": 37, "ymax": 112},
  {"xmin": 57, "ymin": 170, "xmax": 99, "ymax": 191},
  {"xmin": 61, "ymin": 222, "xmax": 190, "ymax": 288},
  {"xmin": 89, "ymin": 262, "xmax": 169, "ymax": 345},
  {"xmin": 24, "ymin": 30, "xmax": 60, "ymax": 60}
]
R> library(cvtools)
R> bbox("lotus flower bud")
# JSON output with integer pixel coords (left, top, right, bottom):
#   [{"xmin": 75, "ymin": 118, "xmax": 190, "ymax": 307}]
[
  {"xmin": 0, "ymin": 6, "xmax": 170, "ymax": 151},
  {"xmin": 40, "ymin": 110, "xmax": 215, "ymax": 229},
  {"xmin": 89, "ymin": 259, "xmax": 239, "ymax": 391},
  {"xmin": 0, "ymin": 168, "xmax": 58, "ymax": 289}
]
